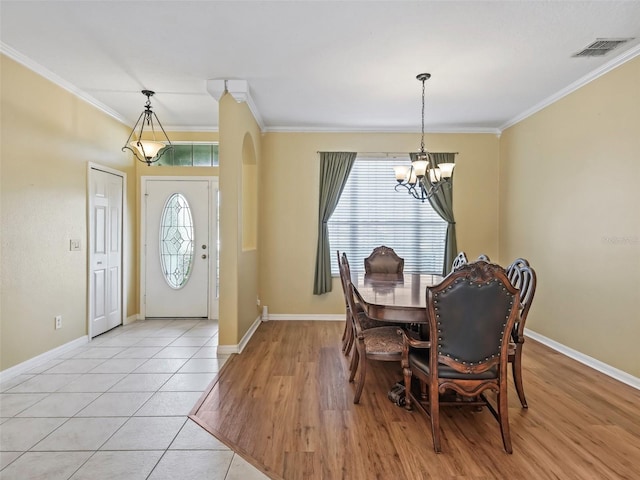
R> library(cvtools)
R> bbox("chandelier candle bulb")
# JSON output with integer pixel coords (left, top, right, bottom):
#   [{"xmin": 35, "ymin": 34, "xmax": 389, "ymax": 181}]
[
  {"xmin": 394, "ymin": 166, "xmax": 410, "ymax": 182},
  {"xmin": 413, "ymin": 160, "xmax": 428, "ymax": 177},
  {"xmin": 438, "ymin": 163, "xmax": 455, "ymax": 178}
]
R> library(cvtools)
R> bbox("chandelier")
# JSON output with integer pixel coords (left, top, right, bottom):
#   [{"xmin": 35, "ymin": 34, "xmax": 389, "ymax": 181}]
[
  {"xmin": 122, "ymin": 90, "xmax": 173, "ymax": 166},
  {"xmin": 393, "ymin": 73, "xmax": 455, "ymax": 202}
]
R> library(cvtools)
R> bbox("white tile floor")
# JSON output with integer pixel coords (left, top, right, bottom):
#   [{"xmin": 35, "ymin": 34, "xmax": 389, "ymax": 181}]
[{"xmin": 0, "ymin": 318, "xmax": 269, "ymax": 480}]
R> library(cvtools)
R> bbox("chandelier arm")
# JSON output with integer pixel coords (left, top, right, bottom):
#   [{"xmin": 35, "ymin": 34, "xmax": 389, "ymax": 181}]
[
  {"xmin": 394, "ymin": 182, "xmax": 421, "ymax": 201},
  {"xmin": 150, "ymin": 111, "xmax": 173, "ymax": 147},
  {"xmin": 121, "ymin": 111, "xmax": 147, "ymax": 151}
]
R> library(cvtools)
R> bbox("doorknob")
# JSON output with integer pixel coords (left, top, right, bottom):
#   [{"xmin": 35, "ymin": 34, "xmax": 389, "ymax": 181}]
[
  {"xmin": 202, "ymin": 245, "xmax": 207, "ymax": 249},
  {"xmin": 201, "ymin": 254, "xmax": 207, "ymax": 259}
]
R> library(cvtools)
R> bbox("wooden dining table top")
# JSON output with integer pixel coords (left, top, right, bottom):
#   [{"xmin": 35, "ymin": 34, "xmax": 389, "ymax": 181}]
[{"xmin": 351, "ymin": 272, "xmax": 444, "ymax": 324}]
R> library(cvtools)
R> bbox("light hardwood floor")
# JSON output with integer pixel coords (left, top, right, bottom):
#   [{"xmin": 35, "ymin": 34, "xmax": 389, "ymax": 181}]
[{"xmin": 191, "ymin": 321, "xmax": 640, "ymax": 480}]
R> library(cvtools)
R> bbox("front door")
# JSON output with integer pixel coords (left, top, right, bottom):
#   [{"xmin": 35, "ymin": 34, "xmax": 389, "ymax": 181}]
[
  {"xmin": 89, "ymin": 167, "xmax": 123, "ymax": 337},
  {"xmin": 143, "ymin": 178, "xmax": 214, "ymax": 317}
]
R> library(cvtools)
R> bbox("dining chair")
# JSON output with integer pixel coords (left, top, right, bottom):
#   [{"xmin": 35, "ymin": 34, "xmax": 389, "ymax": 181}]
[
  {"xmin": 399, "ymin": 261, "xmax": 520, "ymax": 453},
  {"xmin": 364, "ymin": 245, "xmax": 404, "ymax": 274},
  {"xmin": 338, "ymin": 250, "xmax": 353, "ymax": 355},
  {"xmin": 506, "ymin": 257, "xmax": 530, "ymax": 285},
  {"xmin": 451, "ymin": 251, "xmax": 468, "ymax": 270},
  {"xmin": 342, "ymin": 255, "xmax": 403, "ymax": 404},
  {"xmin": 506, "ymin": 261, "xmax": 537, "ymax": 408}
]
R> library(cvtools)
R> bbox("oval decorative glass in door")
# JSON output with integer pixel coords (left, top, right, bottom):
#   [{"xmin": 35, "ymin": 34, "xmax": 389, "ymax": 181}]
[{"xmin": 159, "ymin": 193, "xmax": 195, "ymax": 289}]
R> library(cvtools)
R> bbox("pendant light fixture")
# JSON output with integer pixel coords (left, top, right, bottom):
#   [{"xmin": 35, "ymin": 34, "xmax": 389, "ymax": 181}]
[
  {"xmin": 393, "ymin": 73, "xmax": 455, "ymax": 202},
  {"xmin": 122, "ymin": 90, "xmax": 173, "ymax": 166}
]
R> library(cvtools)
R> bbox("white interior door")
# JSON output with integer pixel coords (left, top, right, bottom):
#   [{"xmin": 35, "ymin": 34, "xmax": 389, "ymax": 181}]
[
  {"xmin": 144, "ymin": 179, "xmax": 213, "ymax": 317},
  {"xmin": 89, "ymin": 168, "xmax": 123, "ymax": 337}
]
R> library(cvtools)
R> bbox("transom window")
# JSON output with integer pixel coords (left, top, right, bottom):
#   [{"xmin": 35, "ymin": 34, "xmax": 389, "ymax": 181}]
[
  {"xmin": 157, "ymin": 143, "xmax": 219, "ymax": 167},
  {"xmin": 328, "ymin": 157, "xmax": 447, "ymax": 275}
]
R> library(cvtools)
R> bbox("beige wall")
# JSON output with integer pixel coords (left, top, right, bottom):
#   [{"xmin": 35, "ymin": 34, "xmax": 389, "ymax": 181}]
[
  {"xmin": 5, "ymin": 45, "xmax": 637, "ymax": 380},
  {"xmin": 499, "ymin": 56, "xmax": 640, "ymax": 377},
  {"xmin": 0, "ymin": 55, "xmax": 135, "ymax": 369},
  {"xmin": 218, "ymin": 94, "xmax": 262, "ymax": 345},
  {"xmin": 258, "ymin": 132, "xmax": 500, "ymax": 315}
]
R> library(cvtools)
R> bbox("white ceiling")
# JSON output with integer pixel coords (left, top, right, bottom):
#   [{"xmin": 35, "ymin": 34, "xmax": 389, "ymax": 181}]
[{"xmin": 1, "ymin": 1, "xmax": 639, "ymax": 134}]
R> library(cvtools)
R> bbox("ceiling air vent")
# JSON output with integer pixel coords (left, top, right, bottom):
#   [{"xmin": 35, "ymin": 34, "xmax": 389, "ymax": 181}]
[{"xmin": 572, "ymin": 38, "xmax": 634, "ymax": 57}]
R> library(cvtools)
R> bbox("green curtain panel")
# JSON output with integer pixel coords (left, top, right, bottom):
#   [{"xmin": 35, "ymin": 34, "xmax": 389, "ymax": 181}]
[
  {"xmin": 426, "ymin": 152, "xmax": 457, "ymax": 275},
  {"xmin": 409, "ymin": 152, "xmax": 458, "ymax": 275},
  {"xmin": 313, "ymin": 152, "xmax": 357, "ymax": 295}
]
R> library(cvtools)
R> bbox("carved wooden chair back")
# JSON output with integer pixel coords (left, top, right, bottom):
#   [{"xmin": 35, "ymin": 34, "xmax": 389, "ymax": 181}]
[
  {"xmin": 506, "ymin": 257, "xmax": 530, "ymax": 285},
  {"xmin": 364, "ymin": 246, "xmax": 404, "ymax": 274},
  {"xmin": 505, "ymin": 260, "xmax": 537, "ymax": 408},
  {"xmin": 337, "ymin": 251, "xmax": 353, "ymax": 354},
  {"xmin": 451, "ymin": 251, "xmax": 468, "ymax": 270}
]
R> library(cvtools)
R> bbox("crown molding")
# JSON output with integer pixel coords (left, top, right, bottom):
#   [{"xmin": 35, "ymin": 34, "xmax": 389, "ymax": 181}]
[
  {"xmin": 500, "ymin": 43, "xmax": 640, "ymax": 131},
  {"xmin": 6, "ymin": 39, "xmax": 637, "ymax": 136},
  {"xmin": 263, "ymin": 125, "xmax": 501, "ymax": 134},
  {"xmin": 163, "ymin": 126, "xmax": 219, "ymax": 133},
  {"xmin": 1, "ymin": 42, "xmax": 128, "ymax": 126},
  {"xmin": 206, "ymin": 78, "xmax": 265, "ymax": 130}
]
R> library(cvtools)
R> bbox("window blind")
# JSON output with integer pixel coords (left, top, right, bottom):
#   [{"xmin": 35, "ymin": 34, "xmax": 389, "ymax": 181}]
[{"xmin": 328, "ymin": 157, "xmax": 447, "ymax": 275}]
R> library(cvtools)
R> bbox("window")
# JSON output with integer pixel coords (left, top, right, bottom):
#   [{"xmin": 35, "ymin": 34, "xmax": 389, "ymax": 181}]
[
  {"xmin": 159, "ymin": 193, "xmax": 195, "ymax": 289},
  {"xmin": 156, "ymin": 143, "xmax": 219, "ymax": 166},
  {"xmin": 328, "ymin": 157, "xmax": 447, "ymax": 275}
]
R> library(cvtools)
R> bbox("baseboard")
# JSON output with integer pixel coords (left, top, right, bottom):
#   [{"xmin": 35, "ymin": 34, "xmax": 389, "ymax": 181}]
[
  {"xmin": 0, "ymin": 335, "xmax": 89, "ymax": 382},
  {"xmin": 217, "ymin": 315, "xmax": 263, "ymax": 355},
  {"xmin": 123, "ymin": 314, "xmax": 140, "ymax": 326},
  {"xmin": 525, "ymin": 328, "xmax": 640, "ymax": 390},
  {"xmin": 268, "ymin": 314, "xmax": 344, "ymax": 321}
]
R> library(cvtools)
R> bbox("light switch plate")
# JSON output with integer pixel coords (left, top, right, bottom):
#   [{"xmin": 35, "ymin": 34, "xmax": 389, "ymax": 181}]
[{"xmin": 70, "ymin": 239, "xmax": 81, "ymax": 251}]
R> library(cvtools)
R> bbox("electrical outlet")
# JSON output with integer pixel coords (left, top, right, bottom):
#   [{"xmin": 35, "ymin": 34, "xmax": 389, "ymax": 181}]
[
  {"xmin": 55, "ymin": 315, "xmax": 62, "ymax": 329},
  {"xmin": 256, "ymin": 297, "xmax": 261, "ymax": 307}
]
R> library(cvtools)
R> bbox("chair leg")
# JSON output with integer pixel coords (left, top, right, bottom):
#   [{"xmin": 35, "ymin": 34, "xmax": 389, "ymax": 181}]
[
  {"xmin": 342, "ymin": 312, "xmax": 353, "ymax": 354},
  {"xmin": 344, "ymin": 321, "xmax": 354, "ymax": 356},
  {"xmin": 341, "ymin": 312, "xmax": 348, "ymax": 343},
  {"xmin": 419, "ymin": 380, "xmax": 428, "ymax": 401},
  {"xmin": 348, "ymin": 345, "xmax": 359, "ymax": 382},
  {"xmin": 402, "ymin": 362, "xmax": 413, "ymax": 411},
  {"xmin": 512, "ymin": 345, "xmax": 528, "ymax": 408},
  {"xmin": 353, "ymin": 354, "xmax": 367, "ymax": 404},
  {"xmin": 498, "ymin": 387, "xmax": 513, "ymax": 454},
  {"xmin": 429, "ymin": 382, "xmax": 441, "ymax": 453}
]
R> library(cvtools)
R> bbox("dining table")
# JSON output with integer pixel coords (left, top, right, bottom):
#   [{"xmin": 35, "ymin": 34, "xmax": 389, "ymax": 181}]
[{"xmin": 351, "ymin": 272, "xmax": 444, "ymax": 324}]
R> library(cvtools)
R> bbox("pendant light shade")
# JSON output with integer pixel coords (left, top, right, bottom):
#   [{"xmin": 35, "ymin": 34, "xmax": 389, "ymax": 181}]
[{"xmin": 122, "ymin": 90, "xmax": 173, "ymax": 166}]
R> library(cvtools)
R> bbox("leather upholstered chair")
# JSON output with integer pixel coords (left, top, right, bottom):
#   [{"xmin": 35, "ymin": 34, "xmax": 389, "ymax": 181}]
[
  {"xmin": 399, "ymin": 261, "xmax": 520, "ymax": 453},
  {"xmin": 364, "ymin": 246, "xmax": 404, "ymax": 274}
]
